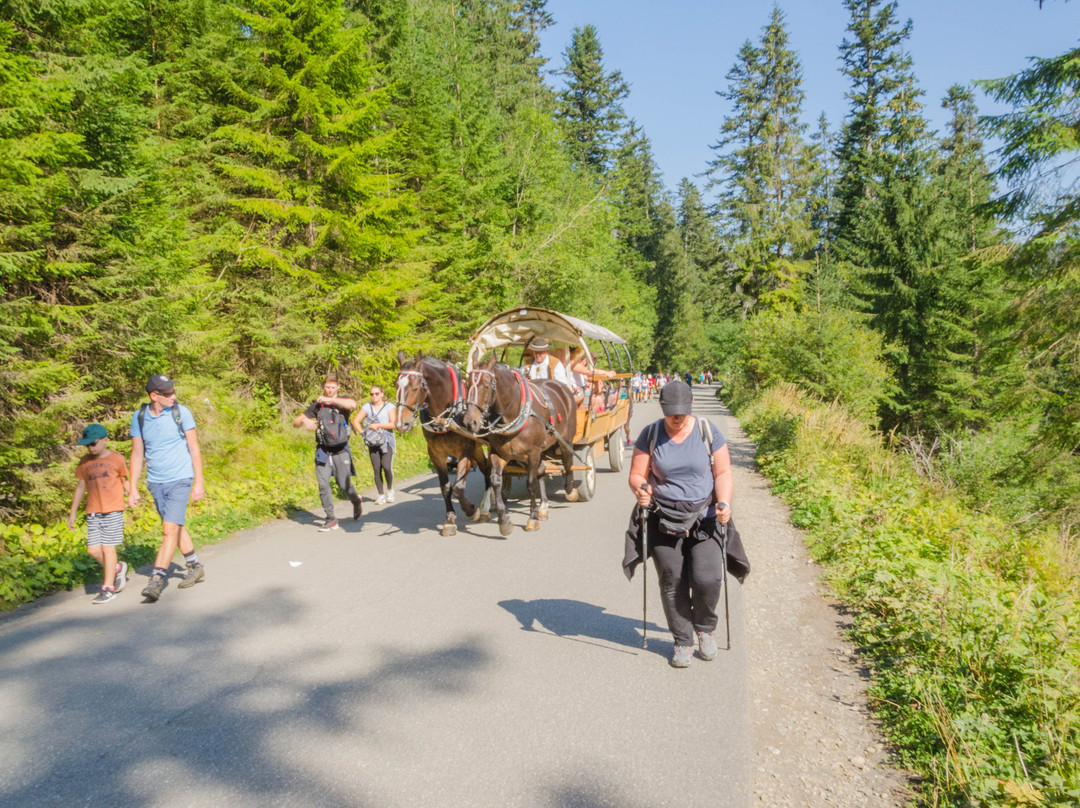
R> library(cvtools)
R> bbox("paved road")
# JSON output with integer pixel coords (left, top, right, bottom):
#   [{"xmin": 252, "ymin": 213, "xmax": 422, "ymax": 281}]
[{"xmin": 0, "ymin": 390, "xmax": 749, "ymax": 808}]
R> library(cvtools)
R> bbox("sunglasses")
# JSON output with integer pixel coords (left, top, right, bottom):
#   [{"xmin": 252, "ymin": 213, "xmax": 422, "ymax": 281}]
[{"xmin": 153, "ymin": 389, "xmax": 176, "ymax": 397}]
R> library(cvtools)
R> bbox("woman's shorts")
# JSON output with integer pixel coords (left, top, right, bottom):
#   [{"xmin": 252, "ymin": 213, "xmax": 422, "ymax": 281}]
[
  {"xmin": 86, "ymin": 511, "xmax": 124, "ymax": 547},
  {"xmin": 148, "ymin": 478, "xmax": 194, "ymax": 526}
]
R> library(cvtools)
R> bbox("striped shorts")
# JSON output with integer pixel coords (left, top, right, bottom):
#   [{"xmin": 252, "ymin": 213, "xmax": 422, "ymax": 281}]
[{"xmin": 86, "ymin": 511, "xmax": 124, "ymax": 547}]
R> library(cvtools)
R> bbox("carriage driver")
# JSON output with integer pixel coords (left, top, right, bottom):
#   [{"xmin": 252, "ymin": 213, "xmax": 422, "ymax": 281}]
[{"xmin": 521, "ymin": 337, "xmax": 571, "ymax": 387}]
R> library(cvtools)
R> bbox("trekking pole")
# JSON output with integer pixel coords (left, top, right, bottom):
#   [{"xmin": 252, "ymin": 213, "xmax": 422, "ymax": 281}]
[
  {"xmin": 720, "ymin": 521, "xmax": 731, "ymax": 651},
  {"xmin": 640, "ymin": 483, "xmax": 650, "ymax": 649}
]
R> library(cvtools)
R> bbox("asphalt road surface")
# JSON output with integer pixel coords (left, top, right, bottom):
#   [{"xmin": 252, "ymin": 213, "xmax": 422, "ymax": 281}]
[{"xmin": 0, "ymin": 389, "xmax": 749, "ymax": 808}]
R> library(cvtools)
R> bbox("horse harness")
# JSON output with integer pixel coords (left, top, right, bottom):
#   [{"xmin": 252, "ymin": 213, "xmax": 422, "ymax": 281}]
[{"xmin": 467, "ymin": 367, "xmax": 574, "ymax": 453}]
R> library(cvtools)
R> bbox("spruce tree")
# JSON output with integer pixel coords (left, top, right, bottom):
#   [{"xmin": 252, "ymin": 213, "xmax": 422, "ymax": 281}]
[
  {"xmin": 705, "ymin": 8, "xmax": 815, "ymax": 312},
  {"xmin": 981, "ymin": 44, "xmax": 1080, "ymax": 451},
  {"xmin": 556, "ymin": 24, "xmax": 629, "ymax": 173},
  {"xmin": 205, "ymin": 0, "xmax": 413, "ymax": 387}
]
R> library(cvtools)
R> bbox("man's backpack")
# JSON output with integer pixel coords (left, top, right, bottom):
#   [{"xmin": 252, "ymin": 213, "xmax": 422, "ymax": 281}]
[
  {"xmin": 137, "ymin": 402, "xmax": 186, "ymax": 441},
  {"xmin": 316, "ymin": 403, "xmax": 351, "ymax": 451}
]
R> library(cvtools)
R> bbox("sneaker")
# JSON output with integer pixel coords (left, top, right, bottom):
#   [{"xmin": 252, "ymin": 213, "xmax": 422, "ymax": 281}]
[
  {"xmin": 353, "ymin": 499, "xmax": 363, "ymax": 521},
  {"xmin": 386, "ymin": 489, "xmax": 395, "ymax": 503},
  {"xmin": 375, "ymin": 494, "xmax": 386, "ymax": 505},
  {"xmin": 697, "ymin": 631, "xmax": 718, "ymax": 661},
  {"xmin": 670, "ymin": 644, "xmax": 693, "ymax": 668},
  {"xmin": 141, "ymin": 575, "xmax": 166, "ymax": 602},
  {"xmin": 318, "ymin": 518, "xmax": 339, "ymax": 532},
  {"xmin": 177, "ymin": 562, "xmax": 205, "ymax": 589},
  {"xmin": 92, "ymin": 587, "xmax": 116, "ymax": 605},
  {"xmin": 113, "ymin": 562, "xmax": 128, "ymax": 593}
]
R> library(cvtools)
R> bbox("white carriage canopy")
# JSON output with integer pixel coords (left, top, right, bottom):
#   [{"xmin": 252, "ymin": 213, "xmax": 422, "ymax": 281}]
[{"xmin": 467, "ymin": 307, "xmax": 631, "ymax": 371}]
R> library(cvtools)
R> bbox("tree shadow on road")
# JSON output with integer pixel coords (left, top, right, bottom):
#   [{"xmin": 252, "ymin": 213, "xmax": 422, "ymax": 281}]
[
  {"xmin": 498, "ymin": 598, "xmax": 670, "ymax": 659},
  {"xmin": 0, "ymin": 590, "xmax": 489, "ymax": 807}
]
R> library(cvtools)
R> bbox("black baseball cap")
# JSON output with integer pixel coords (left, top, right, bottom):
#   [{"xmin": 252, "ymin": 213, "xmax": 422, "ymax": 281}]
[
  {"xmin": 660, "ymin": 380, "xmax": 693, "ymax": 415},
  {"xmin": 146, "ymin": 374, "xmax": 176, "ymax": 394}
]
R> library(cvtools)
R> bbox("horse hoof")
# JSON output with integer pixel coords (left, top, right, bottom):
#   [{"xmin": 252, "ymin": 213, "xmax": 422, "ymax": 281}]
[
  {"xmin": 441, "ymin": 525, "xmax": 457, "ymax": 537},
  {"xmin": 566, "ymin": 489, "xmax": 579, "ymax": 503},
  {"xmin": 525, "ymin": 520, "xmax": 541, "ymax": 531},
  {"xmin": 471, "ymin": 510, "xmax": 491, "ymax": 523},
  {"xmin": 537, "ymin": 508, "xmax": 549, "ymax": 520},
  {"xmin": 499, "ymin": 521, "xmax": 514, "ymax": 537}
]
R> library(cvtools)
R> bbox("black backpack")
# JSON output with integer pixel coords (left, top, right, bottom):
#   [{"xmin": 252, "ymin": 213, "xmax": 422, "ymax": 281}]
[{"xmin": 316, "ymin": 403, "xmax": 351, "ymax": 451}]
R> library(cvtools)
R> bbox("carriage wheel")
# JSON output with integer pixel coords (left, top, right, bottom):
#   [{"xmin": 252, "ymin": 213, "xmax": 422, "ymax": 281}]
[
  {"xmin": 607, "ymin": 435, "xmax": 625, "ymax": 472},
  {"xmin": 574, "ymin": 445, "xmax": 596, "ymax": 502}
]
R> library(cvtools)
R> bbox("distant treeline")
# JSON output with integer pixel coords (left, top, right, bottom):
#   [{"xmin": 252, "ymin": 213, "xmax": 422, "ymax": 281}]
[{"xmin": 2, "ymin": 0, "xmax": 1079, "ymax": 542}]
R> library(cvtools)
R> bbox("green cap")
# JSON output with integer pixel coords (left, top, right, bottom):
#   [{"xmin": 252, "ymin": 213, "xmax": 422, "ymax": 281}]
[{"xmin": 77, "ymin": 424, "xmax": 108, "ymax": 445}]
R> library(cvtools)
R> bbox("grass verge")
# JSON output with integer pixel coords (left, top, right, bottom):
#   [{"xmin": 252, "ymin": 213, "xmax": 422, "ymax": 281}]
[{"xmin": 737, "ymin": 384, "xmax": 1080, "ymax": 808}]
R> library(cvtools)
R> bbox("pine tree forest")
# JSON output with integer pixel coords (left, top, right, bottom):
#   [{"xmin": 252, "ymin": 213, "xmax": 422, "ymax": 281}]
[{"xmin": 3, "ymin": 0, "xmax": 1080, "ymax": 799}]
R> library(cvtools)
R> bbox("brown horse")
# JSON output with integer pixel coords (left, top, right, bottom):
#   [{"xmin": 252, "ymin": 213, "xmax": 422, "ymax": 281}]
[
  {"xmin": 396, "ymin": 350, "xmax": 492, "ymax": 536},
  {"xmin": 462, "ymin": 357, "xmax": 578, "ymax": 535}
]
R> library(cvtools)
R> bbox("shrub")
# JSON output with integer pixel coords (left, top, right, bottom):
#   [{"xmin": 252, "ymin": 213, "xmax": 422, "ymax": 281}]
[{"xmin": 741, "ymin": 305, "xmax": 894, "ymax": 422}]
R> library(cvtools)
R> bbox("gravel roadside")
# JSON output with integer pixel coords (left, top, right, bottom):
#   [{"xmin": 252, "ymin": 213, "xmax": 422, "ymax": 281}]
[{"xmin": 709, "ymin": 392, "xmax": 916, "ymax": 807}]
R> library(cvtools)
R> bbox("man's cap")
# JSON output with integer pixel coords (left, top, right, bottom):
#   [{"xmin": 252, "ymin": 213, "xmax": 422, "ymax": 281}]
[
  {"xmin": 146, "ymin": 374, "xmax": 175, "ymax": 394},
  {"xmin": 77, "ymin": 423, "xmax": 108, "ymax": 445},
  {"xmin": 531, "ymin": 337, "xmax": 551, "ymax": 351},
  {"xmin": 660, "ymin": 380, "xmax": 693, "ymax": 416}
]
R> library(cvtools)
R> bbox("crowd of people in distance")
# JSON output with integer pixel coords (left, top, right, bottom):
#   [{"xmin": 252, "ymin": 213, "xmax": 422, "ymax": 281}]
[{"xmin": 629, "ymin": 369, "xmax": 716, "ymax": 403}]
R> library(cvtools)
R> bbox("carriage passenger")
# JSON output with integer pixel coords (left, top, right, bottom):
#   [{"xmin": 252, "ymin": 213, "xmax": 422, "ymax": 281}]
[
  {"xmin": 568, "ymin": 347, "xmax": 616, "ymax": 412},
  {"xmin": 521, "ymin": 337, "xmax": 570, "ymax": 387}
]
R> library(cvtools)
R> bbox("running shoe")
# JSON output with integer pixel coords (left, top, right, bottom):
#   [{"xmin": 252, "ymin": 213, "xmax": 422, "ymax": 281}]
[
  {"xmin": 92, "ymin": 587, "xmax": 116, "ymax": 605},
  {"xmin": 114, "ymin": 561, "xmax": 128, "ymax": 593}
]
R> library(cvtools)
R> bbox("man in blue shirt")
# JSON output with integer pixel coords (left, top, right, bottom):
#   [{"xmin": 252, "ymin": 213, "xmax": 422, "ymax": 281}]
[{"xmin": 129, "ymin": 374, "xmax": 207, "ymax": 601}]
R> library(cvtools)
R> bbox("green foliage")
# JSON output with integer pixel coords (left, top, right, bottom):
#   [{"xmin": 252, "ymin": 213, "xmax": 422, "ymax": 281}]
[
  {"xmin": 738, "ymin": 385, "xmax": 1080, "ymax": 808},
  {"xmin": 740, "ymin": 304, "xmax": 893, "ymax": 421}
]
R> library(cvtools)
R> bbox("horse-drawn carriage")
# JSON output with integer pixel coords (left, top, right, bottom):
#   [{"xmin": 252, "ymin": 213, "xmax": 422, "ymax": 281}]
[
  {"xmin": 465, "ymin": 307, "xmax": 634, "ymax": 502},
  {"xmin": 396, "ymin": 307, "xmax": 633, "ymax": 536}
]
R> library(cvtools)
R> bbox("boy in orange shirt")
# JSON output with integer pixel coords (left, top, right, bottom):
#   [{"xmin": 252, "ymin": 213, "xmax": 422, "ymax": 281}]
[{"xmin": 68, "ymin": 424, "xmax": 130, "ymax": 604}]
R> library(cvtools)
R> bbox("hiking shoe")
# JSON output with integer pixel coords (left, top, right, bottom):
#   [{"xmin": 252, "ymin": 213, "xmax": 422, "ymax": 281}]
[
  {"xmin": 386, "ymin": 489, "xmax": 395, "ymax": 503},
  {"xmin": 697, "ymin": 631, "xmax": 718, "ymax": 661},
  {"xmin": 114, "ymin": 562, "xmax": 128, "ymax": 593},
  {"xmin": 318, "ymin": 518, "xmax": 339, "ymax": 532},
  {"xmin": 670, "ymin": 644, "xmax": 693, "ymax": 668},
  {"xmin": 375, "ymin": 494, "xmax": 386, "ymax": 505},
  {"xmin": 141, "ymin": 575, "xmax": 166, "ymax": 602},
  {"xmin": 92, "ymin": 587, "xmax": 116, "ymax": 605},
  {"xmin": 177, "ymin": 562, "xmax": 205, "ymax": 589},
  {"xmin": 353, "ymin": 499, "xmax": 363, "ymax": 521}
]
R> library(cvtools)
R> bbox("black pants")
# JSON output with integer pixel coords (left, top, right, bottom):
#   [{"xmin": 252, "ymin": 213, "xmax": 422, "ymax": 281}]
[
  {"xmin": 368, "ymin": 446, "xmax": 395, "ymax": 494},
  {"xmin": 649, "ymin": 515, "xmax": 725, "ymax": 647}
]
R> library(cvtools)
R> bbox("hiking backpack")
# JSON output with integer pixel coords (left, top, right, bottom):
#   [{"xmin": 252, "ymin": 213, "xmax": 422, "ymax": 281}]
[{"xmin": 316, "ymin": 403, "xmax": 351, "ymax": 451}]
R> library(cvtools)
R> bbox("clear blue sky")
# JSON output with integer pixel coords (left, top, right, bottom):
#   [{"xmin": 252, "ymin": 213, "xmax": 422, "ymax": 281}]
[{"xmin": 538, "ymin": 0, "xmax": 1080, "ymax": 193}]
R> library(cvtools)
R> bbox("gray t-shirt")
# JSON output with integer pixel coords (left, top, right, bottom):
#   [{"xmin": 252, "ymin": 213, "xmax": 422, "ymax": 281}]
[{"xmin": 634, "ymin": 417, "xmax": 726, "ymax": 506}]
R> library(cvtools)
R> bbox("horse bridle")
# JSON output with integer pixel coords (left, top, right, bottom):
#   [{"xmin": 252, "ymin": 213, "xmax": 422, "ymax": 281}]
[
  {"xmin": 397, "ymin": 364, "xmax": 466, "ymax": 434},
  {"xmin": 466, "ymin": 367, "xmax": 532, "ymax": 436},
  {"xmin": 395, "ymin": 370, "xmax": 426, "ymax": 434}
]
